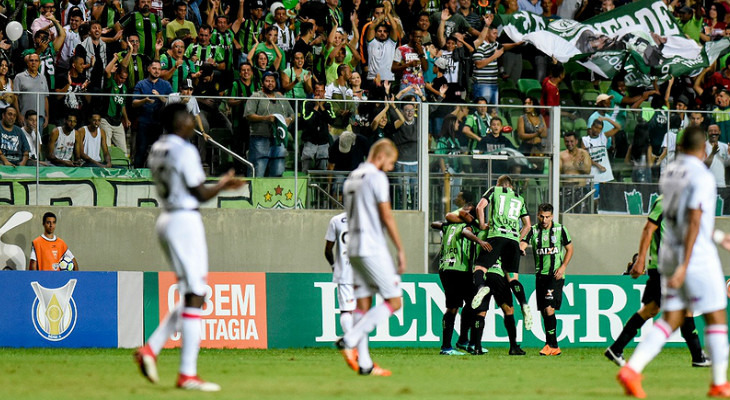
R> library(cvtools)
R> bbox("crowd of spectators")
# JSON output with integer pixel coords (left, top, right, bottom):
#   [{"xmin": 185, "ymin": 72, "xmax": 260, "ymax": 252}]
[{"xmin": 0, "ymin": 0, "xmax": 727, "ymax": 191}]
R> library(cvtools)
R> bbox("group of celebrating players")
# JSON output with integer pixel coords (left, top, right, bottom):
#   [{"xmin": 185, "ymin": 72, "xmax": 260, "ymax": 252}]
[{"xmin": 431, "ymin": 176, "xmax": 573, "ymax": 357}]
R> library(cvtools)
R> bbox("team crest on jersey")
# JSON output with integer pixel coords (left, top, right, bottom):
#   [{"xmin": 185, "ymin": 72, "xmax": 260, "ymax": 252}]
[{"xmin": 30, "ymin": 279, "xmax": 78, "ymax": 341}]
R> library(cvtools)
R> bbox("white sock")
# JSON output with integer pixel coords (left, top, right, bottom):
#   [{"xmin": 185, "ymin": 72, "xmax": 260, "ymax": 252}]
[
  {"xmin": 352, "ymin": 309, "xmax": 371, "ymax": 370},
  {"xmin": 343, "ymin": 303, "xmax": 394, "ymax": 348},
  {"xmin": 340, "ymin": 311, "xmax": 353, "ymax": 333},
  {"xmin": 706, "ymin": 324, "xmax": 729, "ymax": 385},
  {"xmin": 180, "ymin": 307, "xmax": 202, "ymax": 376},
  {"xmin": 353, "ymin": 309, "xmax": 364, "ymax": 325},
  {"xmin": 357, "ymin": 334, "xmax": 373, "ymax": 370},
  {"xmin": 628, "ymin": 318, "xmax": 672, "ymax": 373},
  {"xmin": 147, "ymin": 303, "xmax": 183, "ymax": 355}
]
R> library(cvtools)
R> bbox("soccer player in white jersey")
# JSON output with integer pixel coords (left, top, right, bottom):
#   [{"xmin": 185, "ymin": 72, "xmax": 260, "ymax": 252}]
[
  {"xmin": 324, "ymin": 212, "xmax": 356, "ymax": 333},
  {"xmin": 336, "ymin": 139, "xmax": 406, "ymax": 376},
  {"xmin": 618, "ymin": 126, "xmax": 730, "ymax": 399},
  {"xmin": 133, "ymin": 103, "xmax": 245, "ymax": 392}
]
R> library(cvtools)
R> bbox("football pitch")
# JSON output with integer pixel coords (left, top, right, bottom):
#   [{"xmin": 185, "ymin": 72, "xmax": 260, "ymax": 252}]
[{"xmin": 0, "ymin": 347, "xmax": 715, "ymax": 399}]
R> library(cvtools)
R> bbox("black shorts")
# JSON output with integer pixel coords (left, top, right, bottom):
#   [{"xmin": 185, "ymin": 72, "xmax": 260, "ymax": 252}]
[
  {"xmin": 475, "ymin": 237, "xmax": 522, "ymax": 274},
  {"xmin": 536, "ymin": 274, "xmax": 564, "ymax": 310},
  {"xmin": 439, "ymin": 269, "xmax": 474, "ymax": 309},
  {"xmin": 642, "ymin": 269, "xmax": 661, "ymax": 307},
  {"xmin": 474, "ymin": 271, "xmax": 513, "ymax": 312}
]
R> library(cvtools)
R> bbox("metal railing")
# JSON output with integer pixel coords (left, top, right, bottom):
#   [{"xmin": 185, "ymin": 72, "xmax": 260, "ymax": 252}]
[{"xmin": 3, "ymin": 90, "xmax": 718, "ymax": 217}]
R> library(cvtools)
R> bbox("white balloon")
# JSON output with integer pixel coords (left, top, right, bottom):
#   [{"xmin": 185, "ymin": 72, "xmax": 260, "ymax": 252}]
[{"xmin": 6, "ymin": 21, "xmax": 22, "ymax": 42}]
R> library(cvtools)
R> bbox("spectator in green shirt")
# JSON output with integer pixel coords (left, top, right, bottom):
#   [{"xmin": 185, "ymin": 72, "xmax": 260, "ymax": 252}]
[{"xmin": 677, "ymin": 5, "xmax": 710, "ymax": 43}]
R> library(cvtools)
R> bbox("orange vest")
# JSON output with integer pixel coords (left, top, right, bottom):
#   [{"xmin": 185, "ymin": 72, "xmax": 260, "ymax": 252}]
[{"xmin": 32, "ymin": 235, "xmax": 69, "ymax": 271}]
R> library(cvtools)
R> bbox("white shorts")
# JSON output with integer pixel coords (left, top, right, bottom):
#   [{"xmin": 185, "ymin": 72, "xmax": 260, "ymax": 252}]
[
  {"xmin": 350, "ymin": 254, "xmax": 402, "ymax": 300},
  {"xmin": 337, "ymin": 283, "xmax": 356, "ymax": 312},
  {"xmin": 661, "ymin": 260, "xmax": 727, "ymax": 314},
  {"xmin": 156, "ymin": 211, "xmax": 209, "ymax": 296}
]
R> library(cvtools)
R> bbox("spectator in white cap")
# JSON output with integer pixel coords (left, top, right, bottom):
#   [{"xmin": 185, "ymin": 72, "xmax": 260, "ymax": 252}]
[
  {"xmin": 587, "ymin": 93, "xmax": 621, "ymax": 152},
  {"xmin": 168, "ymin": 78, "xmax": 205, "ymax": 135},
  {"xmin": 329, "ymin": 130, "xmax": 370, "ymax": 173}
]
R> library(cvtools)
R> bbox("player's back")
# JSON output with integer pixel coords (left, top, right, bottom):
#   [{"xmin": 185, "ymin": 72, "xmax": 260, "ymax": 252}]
[
  {"xmin": 148, "ymin": 134, "xmax": 206, "ymax": 211},
  {"xmin": 659, "ymin": 154, "xmax": 718, "ymax": 267},
  {"xmin": 343, "ymin": 162, "xmax": 389, "ymax": 257},
  {"xmin": 326, "ymin": 212, "xmax": 351, "ymax": 284},
  {"xmin": 484, "ymin": 186, "xmax": 527, "ymax": 240}
]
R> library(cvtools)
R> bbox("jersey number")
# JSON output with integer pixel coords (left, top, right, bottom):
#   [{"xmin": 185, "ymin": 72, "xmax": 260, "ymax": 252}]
[{"xmin": 497, "ymin": 195, "xmax": 522, "ymax": 220}]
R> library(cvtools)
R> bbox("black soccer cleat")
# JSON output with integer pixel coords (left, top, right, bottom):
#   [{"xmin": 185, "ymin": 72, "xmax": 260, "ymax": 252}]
[
  {"xmin": 604, "ymin": 347, "xmax": 626, "ymax": 367},
  {"xmin": 692, "ymin": 351, "xmax": 712, "ymax": 368},
  {"xmin": 509, "ymin": 345, "xmax": 526, "ymax": 356},
  {"xmin": 455, "ymin": 341, "xmax": 469, "ymax": 351}
]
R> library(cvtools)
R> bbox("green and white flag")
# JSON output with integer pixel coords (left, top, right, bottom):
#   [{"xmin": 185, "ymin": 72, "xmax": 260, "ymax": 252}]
[{"xmin": 500, "ymin": 0, "xmax": 730, "ymax": 86}]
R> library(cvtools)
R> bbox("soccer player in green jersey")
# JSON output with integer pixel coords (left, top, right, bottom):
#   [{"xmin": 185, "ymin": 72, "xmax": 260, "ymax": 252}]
[
  {"xmin": 605, "ymin": 195, "xmax": 710, "ymax": 368},
  {"xmin": 432, "ymin": 202, "xmax": 477, "ymax": 356},
  {"xmin": 472, "ymin": 175, "xmax": 533, "ymax": 331},
  {"xmin": 521, "ymin": 203, "xmax": 573, "ymax": 356},
  {"xmin": 463, "ymin": 225, "xmax": 525, "ymax": 355}
]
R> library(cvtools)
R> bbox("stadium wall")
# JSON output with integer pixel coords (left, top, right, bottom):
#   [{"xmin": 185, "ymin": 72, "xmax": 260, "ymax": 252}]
[
  {"xmin": 0, "ymin": 206, "xmax": 425, "ymax": 273},
  {"xmin": 3, "ymin": 271, "xmax": 724, "ymax": 349},
  {"xmin": 2, "ymin": 207, "xmax": 729, "ymax": 274},
  {"xmin": 563, "ymin": 214, "xmax": 730, "ymax": 275}
]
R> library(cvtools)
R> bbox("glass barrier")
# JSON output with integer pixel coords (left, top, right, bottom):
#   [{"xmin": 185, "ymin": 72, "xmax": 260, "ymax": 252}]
[{"xmin": 6, "ymin": 90, "xmax": 724, "ymax": 218}]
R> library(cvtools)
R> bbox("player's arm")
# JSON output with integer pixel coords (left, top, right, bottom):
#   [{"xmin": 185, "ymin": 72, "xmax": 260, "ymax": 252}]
[
  {"xmin": 668, "ymin": 208, "xmax": 702, "ymax": 288},
  {"xmin": 462, "ymin": 226, "xmax": 491, "ymax": 252},
  {"xmin": 189, "ymin": 169, "xmax": 246, "ymax": 202},
  {"xmin": 519, "ymin": 227, "xmax": 532, "ymax": 253},
  {"xmin": 555, "ymin": 242, "xmax": 573, "ymax": 280},
  {"xmin": 431, "ymin": 220, "xmax": 444, "ymax": 230},
  {"xmin": 444, "ymin": 212, "xmax": 461, "ymax": 223},
  {"xmin": 378, "ymin": 201, "xmax": 406, "ymax": 274},
  {"xmin": 324, "ymin": 240, "xmax": 335, "ymax": 268},
  {"xmin": 476, "ymin": 197, "xmax": 489, "ymax": 230},
  {"xmin": 517, "ymin": 215, "xmax": 531, "ymax": 255},
  {"xmin": 630, "ymin": 219, "xmax": 659, "ymax": 278}
]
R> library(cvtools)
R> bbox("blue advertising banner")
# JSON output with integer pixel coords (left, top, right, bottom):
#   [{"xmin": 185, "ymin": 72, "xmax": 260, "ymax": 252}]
[{"xmin": 0, "ymin": 272, "xmax": 118, "ymax": 348}]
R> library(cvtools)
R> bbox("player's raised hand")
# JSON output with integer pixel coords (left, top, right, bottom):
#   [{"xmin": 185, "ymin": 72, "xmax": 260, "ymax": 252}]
[{"xmin": 218, "ymin": 169, "xmax": 246, "ymax": 190}]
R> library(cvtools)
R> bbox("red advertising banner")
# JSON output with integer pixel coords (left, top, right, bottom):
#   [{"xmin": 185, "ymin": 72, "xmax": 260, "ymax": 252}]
[{"xmin": 158, "ymin": 272, "xmax": 268, "ymax": 349}]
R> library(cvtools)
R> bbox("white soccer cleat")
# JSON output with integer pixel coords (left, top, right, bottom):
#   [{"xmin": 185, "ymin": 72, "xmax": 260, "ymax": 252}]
[
  {"xmin": 522, "ymin": 304, "xmax": 533, "ymax": 331},
  {"xmin": 134, "ymin": 345, "xmax": 159, "ymax": 383},
  {"xmin": 471, "ymin": 286, "xmax": 491, "ymax": 309},
  {"xmin": 176, "ymin": 374, "xmax": 221, "ymax": 392}
]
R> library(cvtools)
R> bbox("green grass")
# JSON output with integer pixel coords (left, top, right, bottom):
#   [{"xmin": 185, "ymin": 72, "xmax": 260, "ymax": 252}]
[{"xmin": 0, "ymin": 347, "xmax": 715, "ymax": 399}]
